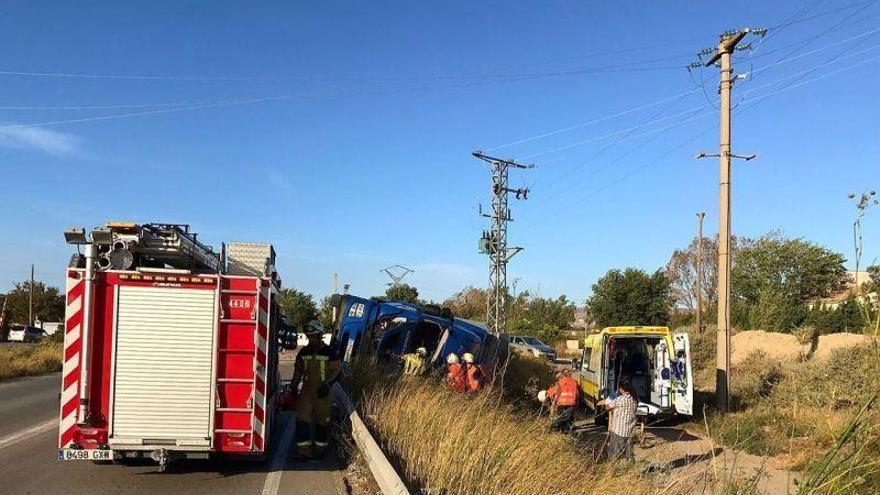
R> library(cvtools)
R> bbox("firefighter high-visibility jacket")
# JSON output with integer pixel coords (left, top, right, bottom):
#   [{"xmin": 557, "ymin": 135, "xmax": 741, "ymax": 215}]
[
  {"xmin": 465, "ymin": 363, "xmax": 484, "ymax": 392},
  {"xmin": 446, "ymin": 363, "xmax": 466, "ymax": 392},
  {"xmin": 402, "ymin": 353, "xmax": 426, "ymax": 376},
  {"xmin": 292, "ymin": 343, "xmax": 341, "ymax": 424},
  {"xmin": 547, "ymin": 375, "xmax": 579, "ymax": 407}
]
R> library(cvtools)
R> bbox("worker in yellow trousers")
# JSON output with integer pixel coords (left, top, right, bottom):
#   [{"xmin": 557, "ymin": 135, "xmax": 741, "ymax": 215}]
[
  {"xmin": 401, "ymin": 347, "xmax": 427, "ymax": 376},
  {"xmin": 291, "ymin": 321, "xmax": 341, "ymax": 461}
]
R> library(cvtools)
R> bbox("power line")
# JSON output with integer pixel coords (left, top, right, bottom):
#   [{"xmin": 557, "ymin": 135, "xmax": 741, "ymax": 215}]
[
  {"xmin": 484, "ymin": 89, "xmax": 701, "ymax": 152},
  {"xmin": 540, "ymin": 48, "xmax": 879, "ymax": 216},
  {"xmin": 0, "ymin": 101, "xmax": 205, "ymax": 111},
  {"xmin": 0, "ymin": 52, "xmax": 687, "ymax": 85},
  {"xmin": 758, "ymin": 0, "xmax": 879, "ymax": 78},
  {"xmin": 536, "ymin": 92, "xmax": 695, "ymax": 194},
  {"xmin": 517, "ymin": 44, "xmax": 880, "ymax": 221},
  {"xmin": 508, "ymin": 24, "xmax": 880, "ymax": 161},
  {"xmin": 1, "ymin": 11, "xmax": 874, "ymax": 137},
  {"xmin": 535, "ymin": 108, "xmax": 708, "ymax": 203}
]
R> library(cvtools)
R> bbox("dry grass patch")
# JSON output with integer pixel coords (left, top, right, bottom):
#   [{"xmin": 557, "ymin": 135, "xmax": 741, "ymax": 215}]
[
  {"xmin": 362, "ymin": 379, "xmax": 657, "ymax": 495},
  {"xmin": 0, "ymin": 342, "xmax": 62, "ymax": 380}
]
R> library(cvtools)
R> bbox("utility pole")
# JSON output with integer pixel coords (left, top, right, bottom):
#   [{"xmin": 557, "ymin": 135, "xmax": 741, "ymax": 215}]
[
  {"xmin": 29, "ymin": 264, "xmax": 34, "ymax": 327},
  {"xmin": 695, "ymin": 28, "xmax": 759, "ymax": 413},
  {"xmin": 473, "ymin": 151, "xmax": 533, "ymax": 335},
  {"xmin": 380, "ymin": 265, "xmax": 414, "ymax": 287},
  {"xmin": 696, "ymin": 212, "xmax": 705, "ymax": 334}
]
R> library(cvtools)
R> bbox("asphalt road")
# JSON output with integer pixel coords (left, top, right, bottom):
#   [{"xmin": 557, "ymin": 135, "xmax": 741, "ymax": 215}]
[{"xmin": 0, "ymin": 358, "xmax": 345, "ymax": 495}]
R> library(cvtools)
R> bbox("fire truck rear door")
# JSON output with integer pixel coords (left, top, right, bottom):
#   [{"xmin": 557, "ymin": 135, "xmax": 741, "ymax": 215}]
[{"xmin": 109, "ymin": 285, "xmax": 217, "ymax": 448}]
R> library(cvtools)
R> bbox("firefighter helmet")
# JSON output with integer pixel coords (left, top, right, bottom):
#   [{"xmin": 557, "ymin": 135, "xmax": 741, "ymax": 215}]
[
  {"xmin": 446, "ymin": 353, "xmax": 459, "ymax": 364},
  {"xmin": 462, "ymin": 352, "xmax": 475, "ymax": 364},
  {"xmin": 304, "ymin": 320, "xmax": 324, "ymax": 335}
]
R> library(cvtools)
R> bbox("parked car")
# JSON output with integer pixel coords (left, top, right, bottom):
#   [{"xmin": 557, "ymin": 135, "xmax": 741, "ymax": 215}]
[
  {"xmin": 7, "ymin": 325, "xmax": 46, "ymax": 343},
  {"xmin": 509, "ymin": 335, "xmax": 557, "ymax": 361}
]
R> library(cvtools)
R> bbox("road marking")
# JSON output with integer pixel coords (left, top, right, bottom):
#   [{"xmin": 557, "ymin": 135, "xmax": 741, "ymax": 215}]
[
  {"xmin": 0, "ymin": 417, "xmax": 57, "ymax": 450},
  {"xmin": 261, "ymin": 415, "xmax": 296, "ymax": 495}
]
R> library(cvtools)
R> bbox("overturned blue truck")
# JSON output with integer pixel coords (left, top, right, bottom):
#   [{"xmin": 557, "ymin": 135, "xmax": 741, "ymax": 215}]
[{"xmin": 325, "ymin": 294, "xmax": 508, "ymax": 373}]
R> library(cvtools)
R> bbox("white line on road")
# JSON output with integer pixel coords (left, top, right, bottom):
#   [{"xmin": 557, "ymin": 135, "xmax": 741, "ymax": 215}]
[
  {"xmin": 0, "ymin": 417, "xmax": 57, "ymax": 450},
  {"xmin": 261, "ymin": 415, "xmax": 296, "ymax": 495}
]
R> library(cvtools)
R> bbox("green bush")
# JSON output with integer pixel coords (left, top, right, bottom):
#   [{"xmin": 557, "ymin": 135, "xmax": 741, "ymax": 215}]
[
  {"xmin": 746, "ymin": 289, "xmax": 806, "ymax": 332},
  {"xmin": 805, "ymin": 297, "xmax": 871, "ymax": 335},
  {"xmin": 730, "ymin": 351, "xmax": 787, "ymax": 409},
  {"xmin": 774, "ymin": 345, "xmax": 880, "ymax": 409}
]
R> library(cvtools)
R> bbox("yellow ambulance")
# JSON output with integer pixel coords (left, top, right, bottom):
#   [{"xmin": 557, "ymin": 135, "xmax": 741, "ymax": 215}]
[{"xmin": 574, "ymin": 326, "xmax": 693, "ymax": 423}]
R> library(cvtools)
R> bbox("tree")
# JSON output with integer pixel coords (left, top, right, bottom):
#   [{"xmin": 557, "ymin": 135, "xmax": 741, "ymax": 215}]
[
  {"xmin": 2, "ymin": 280, "xmax": 65, "ymax": 325},
  {"xmin": 586, "ymin": 268, "xmax": 673, "ymax": 328},
  {"xmin": 732, "ymin": 234, "xmax": 847, "ymax": 305},
  {"xmin": 509, "ymin": 293, "xmax": 576, "ymax": 344},
  {"xmin": 442, "ymin": 286, "xmax": 487, "ymax": 321},
  {"xmin": 730, "ymin": 234, "xmax": 847, "ymax": 331},
  {"xmin": 867, "ymin": 265, "xmax": 880, "ymax": 295},
  {"xmin": 747, "ymin": 288, "xmax": 807, "ymax": 332},
  {"xmin": 384, "ymin": 284, "xmax": 419, "ymax": 304},
  {"xmin": 276, "ymin": 288, "xmax": 317, "ymax": 330},
  {"xmin": 805, "ymin": 297, "xmax": 866, "ymax": 335},
  {"xmin": 667, "ymin": 236, "xmax": 718, "ymax": 311},
  {"xmin": 318, "ymin": 296, "xmax": 336, "ymax": 330}
]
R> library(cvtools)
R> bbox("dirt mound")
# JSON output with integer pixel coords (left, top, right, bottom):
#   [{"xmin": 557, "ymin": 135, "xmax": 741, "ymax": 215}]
[
  {"xmin": 730, "ymin": 330, "xmax": 873, "ymax": 365},
  {"xmin": 731, "ymin": 330, "xmax": 807, "ymax": 365},
  {"xmin": 812, "ymin": 333, "xmax": 873, "ymax": 361}
]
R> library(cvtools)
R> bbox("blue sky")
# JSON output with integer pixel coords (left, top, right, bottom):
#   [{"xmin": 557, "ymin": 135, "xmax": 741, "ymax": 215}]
[{"xmin": 1, "ymin": 1, "xmax": 878, "ymax": 303}]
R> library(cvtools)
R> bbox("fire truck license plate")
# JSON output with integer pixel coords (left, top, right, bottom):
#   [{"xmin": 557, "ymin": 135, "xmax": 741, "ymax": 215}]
[{"xmin": 58, "ymin": 449, "xmax": 113, "ymax": 461}]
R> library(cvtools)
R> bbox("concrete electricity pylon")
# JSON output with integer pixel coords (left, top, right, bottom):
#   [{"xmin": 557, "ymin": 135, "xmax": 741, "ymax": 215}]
[
  {"xmin": 694, "ymin": 27, "xmax": 761, "ymax": 413},
  {"xmin": 696, "ymin": 211, "xmax": 705, "ymax": 334},
  {"xmin": 473, "ymin": 151, "xmax": 534, "ymax": 335},
  {"xmin": 380, "ymin": 265, "xmax": 414, "ymax": 287}
]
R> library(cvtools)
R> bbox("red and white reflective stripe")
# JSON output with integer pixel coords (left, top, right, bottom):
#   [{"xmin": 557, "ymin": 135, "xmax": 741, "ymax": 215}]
[
  {"xmin": 59, "ymin": 275, "xmax": 85, "ymax": 448},
  {"xmin": 252, "ymin": 285, "xmax": 270, "ymax": 451}
]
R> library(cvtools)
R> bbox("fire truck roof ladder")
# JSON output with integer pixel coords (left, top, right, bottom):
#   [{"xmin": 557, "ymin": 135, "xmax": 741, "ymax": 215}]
[{"xmin": 82, "ymin": 222, "xmax": 221, "ymax": 273}]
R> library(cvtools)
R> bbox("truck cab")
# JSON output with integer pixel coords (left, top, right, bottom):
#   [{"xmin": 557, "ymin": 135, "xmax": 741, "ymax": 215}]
[
  {"xmin": 328, "ymin": 294, "xmax": 506, "ymax": 373},
  {"xmin": 574, "ymin": 326, "xmax": 693, "ymax": 421}
]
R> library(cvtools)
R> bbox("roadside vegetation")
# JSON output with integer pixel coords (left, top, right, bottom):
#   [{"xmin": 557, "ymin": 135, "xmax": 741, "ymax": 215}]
[
  {"xmin": 682, "ymin": 335, "xmax": 880, "ymax": 494},
  {"xmin": 351, "ymin": 359, "xmax": 673, "ymax": 495},
  {"xmin": 347, "ymin": 351, "xmax": 880, "ymax": 495},
  {"xmin": 0, "ymin": 340, "xmax": 63, "ymax": 380},
  {"xmin": 444, "ymin": 286, "xmax": 575, "ymax": 344}
]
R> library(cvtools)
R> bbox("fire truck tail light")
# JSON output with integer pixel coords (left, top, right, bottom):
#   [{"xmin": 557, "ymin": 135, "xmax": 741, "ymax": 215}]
[{"xmin": 74, "ymin": 427, "xmax": 108, "ymax": 447}]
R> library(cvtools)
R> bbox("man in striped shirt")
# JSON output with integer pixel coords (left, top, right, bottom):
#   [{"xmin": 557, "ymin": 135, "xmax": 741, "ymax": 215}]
[{"xmin": 598, "ymin": 376, "xmax": 637, "ymax": 463}]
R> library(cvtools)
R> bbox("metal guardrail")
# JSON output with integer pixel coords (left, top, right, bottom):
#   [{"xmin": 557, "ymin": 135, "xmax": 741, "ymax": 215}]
[{"xmin": 331, "ymin": 383, "xmax": 410, "ymax": 495}]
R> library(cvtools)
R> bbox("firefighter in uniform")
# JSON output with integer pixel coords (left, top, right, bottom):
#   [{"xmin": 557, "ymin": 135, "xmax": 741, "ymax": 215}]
[
  {"xmin": 445, "ymin": 353, "xmax": 467, "ymax": 392},
  {"xmin": 401, "ymin": 347, "xmax": 428, "ymax": 376},
  {"xmin": 291, "ymin": 320, "xmax": 341, "ymax": 461},
  {"xmin": 544, "ymin": 369, "xmax": 579, "ymax": 431}
]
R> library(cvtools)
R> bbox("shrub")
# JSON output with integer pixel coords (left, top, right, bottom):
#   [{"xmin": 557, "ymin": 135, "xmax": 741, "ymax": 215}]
[
  {"xmin": 746, "ymin": 289, "xmax": 806, "ymax": 332},
  {"xmin": 500, "ymin": 353, "xmax": 556, "ymax": 406},
  {"xmin": 730, "ymin": 351, "xmax": 786, "ymax": 409}
]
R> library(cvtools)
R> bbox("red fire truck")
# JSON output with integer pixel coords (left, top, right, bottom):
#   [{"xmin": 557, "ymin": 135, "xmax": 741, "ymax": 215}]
[{"xmin": 57, "ymin": 223, "xmax": 283, "ymax": 469}]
